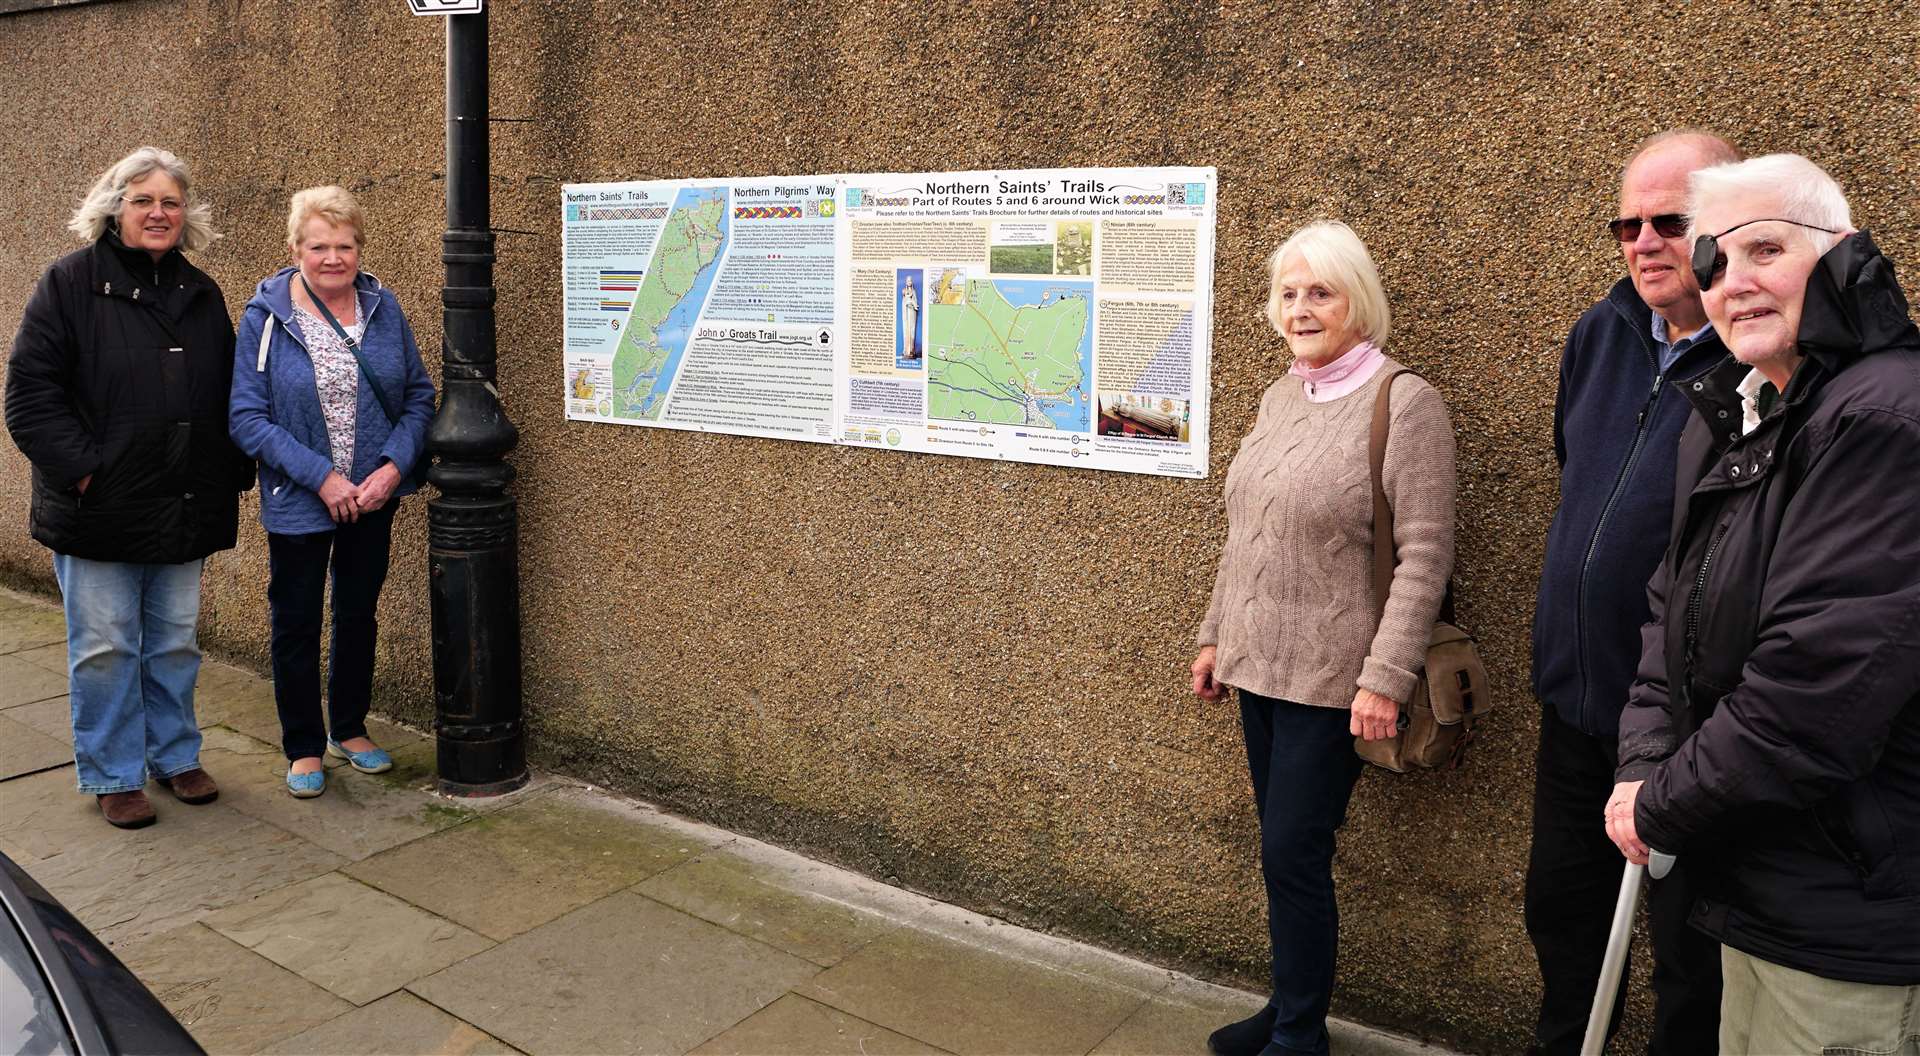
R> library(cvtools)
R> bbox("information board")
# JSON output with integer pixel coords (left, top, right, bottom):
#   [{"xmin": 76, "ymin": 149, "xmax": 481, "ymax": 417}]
[{"xmin": 562, "ymin": 166, "xmax": 1215, "ymax": 477}]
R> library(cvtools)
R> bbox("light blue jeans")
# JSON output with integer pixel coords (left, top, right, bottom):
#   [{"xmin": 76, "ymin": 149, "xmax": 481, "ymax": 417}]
[{"xmin": 52, "ymin": 554, "xmax": 206, "ymax": 794}]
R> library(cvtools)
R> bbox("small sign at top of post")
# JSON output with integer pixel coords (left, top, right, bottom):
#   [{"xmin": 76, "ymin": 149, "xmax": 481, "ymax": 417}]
[{"xmin": 407, "ymin": 0, "xmax": 481, "ymax": 13}]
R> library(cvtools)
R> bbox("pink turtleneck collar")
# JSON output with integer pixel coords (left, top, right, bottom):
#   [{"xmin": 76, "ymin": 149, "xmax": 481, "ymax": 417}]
[{"xmin": 1288, "ymin": 340, "xmax": 1385, "ymax": 403}]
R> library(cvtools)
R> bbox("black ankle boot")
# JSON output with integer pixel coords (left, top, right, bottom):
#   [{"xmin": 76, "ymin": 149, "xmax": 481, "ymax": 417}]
[{"xmin": 1207, "ymin": 1005, "xmax": 1277, "ymax": 1056}]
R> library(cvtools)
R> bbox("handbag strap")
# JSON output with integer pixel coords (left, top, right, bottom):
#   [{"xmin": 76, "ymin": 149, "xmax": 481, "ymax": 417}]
[
  {"xmin": 1368, "ymin": 367, "xmax": 1456, "ymax": 626},
  {"xmin": 300, "ymin": 275, "xmax": 402, "ymax": 426}
]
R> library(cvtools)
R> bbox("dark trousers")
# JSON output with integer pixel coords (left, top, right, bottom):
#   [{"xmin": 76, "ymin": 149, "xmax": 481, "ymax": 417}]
[
  {"xmin": 1524, "ymin": 702, "xmax": 1721, "ymax": 1054},
  {"xmin": 266, "ymin": 504, "xmax": 397, "ymax": 762},
  {"xmin": 1240, "ymin": 691, "xmax": 1366, "ymax": 1056}
]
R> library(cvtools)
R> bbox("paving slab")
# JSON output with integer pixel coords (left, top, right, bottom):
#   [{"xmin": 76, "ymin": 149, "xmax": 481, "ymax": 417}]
[
  {"xmin": 1089, "ymin": 975, "xmax": 1450, "ymax": 1056},
  {"xmin": 346, "ymin": 787, "xmax": 723, "ymax": 941},
  {"xmin": 411, "ymin": 889, "xmax": 821, "ymax": 1056},
  {"xmin": 195, "ymin": 658, "xmax": 267, "ymax": 691},
  {"xmin": 0, "ymin": 710, "xmax": 71, "ymax": 778},
  {"xmin": 204, "ymin": 871, "xmax": 493, "ymax": 1005},
  {"xmin": 636, "ymin": 843, "xmax": 917, "ymax": 967},
  {"xmin": 5, "ymin": 783, "xmax": 345, "ymax": 945},
  {"xmin": 797, "ymin": 919, "xmax": 1162, "ymax": 1055},
  {"xmin": 689, "ymin": 993, "xmax": 950, "ymax": 1056},
  {"xmin": 358, "ymin": 737, "xmax": 568, "ymax": 811},
  {"xmin": 117, "ymin": 923, "xmax": 353, "ymax": 1055},
  {"xmin": 4, "ymin": 694, "xmax": 71, "ymax": 746},
  {"xmin": 192, "ymin": 672, "xmax": 284, "ymax": 742},
  {"xmin": 1090, "ymin": 975, "xmax": 1262, "ymax": 1055},
  {"xmin": 198, "ymin": 725, "xmax": 481, "ymax": 861},
  {"xmin": 0, "ymin": 653, "xmax": 69, "ymax": 708},
  {"xmin": 0, "ymin": 588, "xmax": 35, "ymax": 612},
  {"xmin": 8, "ymin": 641, "xmax": 68, "ymax": 673},
  {"xmin": 262, "ymin": 991, "xmax": 523, "ymax": 1055},
  {"xmin": 0, "ymin": 766, "xmax": 103, "ymax": 859},
  {"xmin": 0, "ymin": 608, "xmax": 67, "ymax": 656}
]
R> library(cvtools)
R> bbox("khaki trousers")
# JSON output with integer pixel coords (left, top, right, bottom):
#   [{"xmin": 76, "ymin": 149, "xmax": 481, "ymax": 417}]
[{"xmin": 1720, "ymin": 946, "xmax": 1920, "ymax": 1055}]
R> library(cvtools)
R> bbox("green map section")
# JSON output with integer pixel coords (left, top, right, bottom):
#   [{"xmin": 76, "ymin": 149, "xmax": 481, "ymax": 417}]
[
  {"xmin": 609, "ymin": 193, "xmax": 727, "ymax": 420},
  {"xmin": 926, "ymin": 280, "xmax": 1090, "ymax": 428}
]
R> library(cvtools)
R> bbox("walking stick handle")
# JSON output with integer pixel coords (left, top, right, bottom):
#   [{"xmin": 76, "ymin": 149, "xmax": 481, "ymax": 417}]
[{"xmin": 1648, "ymin": 849, "xmax": 1676, "ymax": 881}]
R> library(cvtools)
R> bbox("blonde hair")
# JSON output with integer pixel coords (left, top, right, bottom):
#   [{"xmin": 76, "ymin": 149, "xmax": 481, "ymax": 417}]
[
  {"xmin": 1266, "ymin": 221, "xmax": 1391, "ymax": 347},
  {"xmin": 66, "ymin": 146, "xmax": 219, "ymax": 252},
  {"xmin": 286, "ymin": 185, "xmax": 366, "ymax": 248}
]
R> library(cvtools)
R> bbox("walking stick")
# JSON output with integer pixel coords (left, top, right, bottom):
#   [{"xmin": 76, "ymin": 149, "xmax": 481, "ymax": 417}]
[{"xmin": 1579, "ymin": 850, "xmax": 1675, "ymax": 1056}]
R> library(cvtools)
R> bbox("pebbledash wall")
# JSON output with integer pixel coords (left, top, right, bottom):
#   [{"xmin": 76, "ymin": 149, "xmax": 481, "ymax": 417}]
[{"xmin": 2, "ymin": 0, "xmax": 1915, "ymax": 1048}]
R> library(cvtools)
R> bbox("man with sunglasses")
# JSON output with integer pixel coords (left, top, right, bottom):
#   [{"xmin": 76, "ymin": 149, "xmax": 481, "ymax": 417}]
[
  {"xmin": 1525, "ymin": 128, "xmax": 1739, "ymax": 1055},
  {"xmin": 1607, "ymin": 154, "xmax": 1920, "ymax": 1053}
]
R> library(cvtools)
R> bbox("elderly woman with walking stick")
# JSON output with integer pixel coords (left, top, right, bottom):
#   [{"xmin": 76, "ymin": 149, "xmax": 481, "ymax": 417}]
[{"xmin": 1607, "ymin": 154, "xmax": 1920, "ymax": 1054}]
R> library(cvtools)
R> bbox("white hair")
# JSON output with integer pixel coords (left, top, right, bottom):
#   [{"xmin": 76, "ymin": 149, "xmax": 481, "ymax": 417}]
[
  {"xmin": 66, "ymin": 146, "xmax": 220, "ymax": 252},
  {"xmin": 1266, "ymin": 220, "xmax": 1391, "ymax": 347},
  {"xmin": 1688, "ymin": 153, "xmax": 1852, "ymax": 253}
]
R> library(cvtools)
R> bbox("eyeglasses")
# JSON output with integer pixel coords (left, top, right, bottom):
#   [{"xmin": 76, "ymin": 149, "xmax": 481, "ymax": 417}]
[
  {"xmin": 1690, "ymin": 217, "xmax": 1841, "ymax": 291},
  {"xmin": 1608, "ymin": 213, "xmax": 1689, "ymax": 242},
  {"xmin": 122, "ymin": 195, "xmax": 184, "ymax": 215}
]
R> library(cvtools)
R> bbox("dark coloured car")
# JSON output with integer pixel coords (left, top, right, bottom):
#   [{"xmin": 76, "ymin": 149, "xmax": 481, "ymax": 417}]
[{"xmin": 0, "ymin": 850, "xmax": 200, "ymax": 1055}]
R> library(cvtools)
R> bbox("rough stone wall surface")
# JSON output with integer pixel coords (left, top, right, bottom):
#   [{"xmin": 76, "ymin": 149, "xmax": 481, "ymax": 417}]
[{"xmin": 3, "ymin": 1, "xmax": 1916, "ymax": 1049}]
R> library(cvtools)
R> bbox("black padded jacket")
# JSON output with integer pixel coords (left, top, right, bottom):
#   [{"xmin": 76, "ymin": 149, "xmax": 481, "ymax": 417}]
[
  {"xmin": 1616, "ymin": 231, "xmax": 1920, "ymax": 984},
  {"xmin": 5, "ymin": 234, "xmax": 251, "ymax": 563}
]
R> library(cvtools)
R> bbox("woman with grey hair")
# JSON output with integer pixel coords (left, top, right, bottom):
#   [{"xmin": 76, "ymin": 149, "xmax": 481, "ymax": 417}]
[
  {"xmin": 4, "ymin": 146, "xmax": 252, "ymax": 829},
  {"xmin": 1191, "ymin": 221, "xmax": 1456, "ymax": 1056}
]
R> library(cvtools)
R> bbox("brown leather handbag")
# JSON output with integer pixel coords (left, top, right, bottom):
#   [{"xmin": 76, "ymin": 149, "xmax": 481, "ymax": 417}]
[{"xmin": 1355, "ymin": 370, "xmax": 1491, "ymax": 773}]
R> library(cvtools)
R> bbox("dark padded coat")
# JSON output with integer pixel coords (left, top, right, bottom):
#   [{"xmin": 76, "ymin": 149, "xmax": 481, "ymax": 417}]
[
  {"xmin": 4, "ymin": 234, "xmax": 251, "ymax": 563},
  {"xmin": 1616, "ymin": 231, "xmax": 1920, "ymax": 985}
]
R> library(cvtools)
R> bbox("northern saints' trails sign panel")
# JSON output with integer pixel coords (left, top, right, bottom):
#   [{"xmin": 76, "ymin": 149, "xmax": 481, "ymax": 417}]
[{"xmin": 561, "ymin": 167, "xmax": 1215, "ymax": 478}]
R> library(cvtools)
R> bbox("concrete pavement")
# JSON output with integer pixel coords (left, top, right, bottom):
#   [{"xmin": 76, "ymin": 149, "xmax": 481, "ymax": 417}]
[{"xmin": 0, "ymin": 585, "xmax": 1455, "ymax": 1055}]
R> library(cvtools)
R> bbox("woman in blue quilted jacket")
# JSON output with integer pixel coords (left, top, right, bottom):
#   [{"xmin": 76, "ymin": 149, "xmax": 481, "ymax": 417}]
[{"xmin": 229, "ymin": 186, "xmax": 435, "ymax": 798}]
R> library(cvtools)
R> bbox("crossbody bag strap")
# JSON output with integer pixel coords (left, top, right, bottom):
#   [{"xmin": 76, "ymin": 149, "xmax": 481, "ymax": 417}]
[
  {"xmin": 300, "ymin": 275, "xmax": 402, "ymax": 425},
  {"xmin": 1369, "ymin": 366, "xmax": 1458, "ymax": 629},
  {"xmin": 1368, "ymin": 369, "xmax": 1410, "ymax": 624}
]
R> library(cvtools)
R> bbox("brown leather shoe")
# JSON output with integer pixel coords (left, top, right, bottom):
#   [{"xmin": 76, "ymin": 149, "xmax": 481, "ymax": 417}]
[
  {"xmin": 98, "ymin": 790, "xmax": 157, "ymax": 829},
  {"xmin": 156, "ymin": 768, "xmax": 219, "ymax": 805}
]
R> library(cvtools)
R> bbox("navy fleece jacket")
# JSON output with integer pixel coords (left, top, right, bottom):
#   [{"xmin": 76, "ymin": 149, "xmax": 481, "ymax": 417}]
[{"xmin": 1530, "ymin": 278, "xmax": 1726, "ymax": 738}]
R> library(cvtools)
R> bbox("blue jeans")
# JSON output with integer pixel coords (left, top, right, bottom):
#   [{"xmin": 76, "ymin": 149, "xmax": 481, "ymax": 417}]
[
  {"xmin": 52, "ymin": 554, "xmax": 206, "ymax": 794},
  {"xmin": 1240, "ymin": 691, "xmax": 1366, "ymax": 1056}
]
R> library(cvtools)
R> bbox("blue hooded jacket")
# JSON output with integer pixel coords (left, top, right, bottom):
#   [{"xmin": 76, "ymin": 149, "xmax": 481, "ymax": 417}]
[
  {"xmin": 229, "ymin": 268, "xmax": 435, "ymax": 535},
  {"xmin": 1530, "ymin": 278, "xmax": 1726, "ymax": 738}
]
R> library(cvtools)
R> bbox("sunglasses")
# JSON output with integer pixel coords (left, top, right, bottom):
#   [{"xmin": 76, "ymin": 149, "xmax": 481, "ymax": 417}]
[
  {"xmin": 1690, "ymin": 217, "xmax": 1842, "ymax": 291},
  {"xmin": 1608, "ymin": 213, "xmax": 1689, "ymax": 242}
]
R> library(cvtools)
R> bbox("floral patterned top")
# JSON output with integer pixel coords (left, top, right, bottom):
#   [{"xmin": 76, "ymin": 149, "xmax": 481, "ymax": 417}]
[{"xmin": 293, "ymin": 305, "xmax": 365, "ymax": 475}]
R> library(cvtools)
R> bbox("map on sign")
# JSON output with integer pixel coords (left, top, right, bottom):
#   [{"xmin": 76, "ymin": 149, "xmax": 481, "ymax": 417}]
[
  {"xmin": 608, "ymin": 187, "xmax": 728, "ymax": 420},
  {"xmin": 926, "ymin": 277, "xmax": 1092, "ymax": 430}
]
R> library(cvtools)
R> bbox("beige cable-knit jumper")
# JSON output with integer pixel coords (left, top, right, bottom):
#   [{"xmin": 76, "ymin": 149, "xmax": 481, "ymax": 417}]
[{"xmin": 1197, "ymin": 360, "xmax": 1457, "ymax": 708}]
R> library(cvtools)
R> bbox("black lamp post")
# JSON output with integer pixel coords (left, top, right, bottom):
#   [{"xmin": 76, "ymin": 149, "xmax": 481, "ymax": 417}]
[{"xmin": 426, "ymin": 6, "xmax": 527, "ymax": 795}]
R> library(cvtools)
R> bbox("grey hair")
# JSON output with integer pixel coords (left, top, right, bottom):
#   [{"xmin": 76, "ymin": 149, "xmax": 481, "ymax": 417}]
[
  {"xmin": 1687, "ymin": 153, "xmax": 1853, "ymax": 253},
  {"xmin": 66, "ymin": 146, "xmax": 220, "ymax": 252}
]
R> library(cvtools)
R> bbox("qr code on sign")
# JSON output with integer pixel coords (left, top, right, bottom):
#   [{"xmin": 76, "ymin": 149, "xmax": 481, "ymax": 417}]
[{"xmin": 1166, "ymin": 184, "xmax": 1187, "ymax": 205}]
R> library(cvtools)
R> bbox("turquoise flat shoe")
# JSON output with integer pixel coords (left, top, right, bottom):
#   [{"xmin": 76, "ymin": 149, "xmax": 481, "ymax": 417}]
[
  {"xmin": 326, "ymin": 739, "xmax": 394, "ymax": 775},
  {"xmin": 286, "ymin": 767, "xmax": 326, "ymax": 799}
]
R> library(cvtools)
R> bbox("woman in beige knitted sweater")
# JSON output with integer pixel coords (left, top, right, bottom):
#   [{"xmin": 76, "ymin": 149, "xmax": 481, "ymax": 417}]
[{"xmin": 1191, "ymin": 221, "xmax": 1456, "ymax": 1056}]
